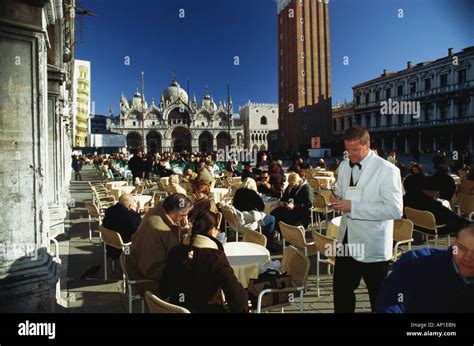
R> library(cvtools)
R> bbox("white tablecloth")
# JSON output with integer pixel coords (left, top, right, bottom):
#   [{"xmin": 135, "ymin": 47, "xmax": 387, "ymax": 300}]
[
  {"xmin": 134, "ymin": 195, "xmax": 152, "ymax": 211},
  {"xmin": 111, "ymin": 186, "xmax": 136, "ymax": 200},
  {"xmin": 223, "ymin": 242, "xmax": 270, "ymax": 288},
  {"xmin": 105, "ymin": 181, "xmax": 127, "ymax": 191}
]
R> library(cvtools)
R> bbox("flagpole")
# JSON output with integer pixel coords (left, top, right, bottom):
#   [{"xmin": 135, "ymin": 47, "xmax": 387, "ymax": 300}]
[{"xmin": 141, "ymin": 71, "xmax": 145, "ymax": 152}]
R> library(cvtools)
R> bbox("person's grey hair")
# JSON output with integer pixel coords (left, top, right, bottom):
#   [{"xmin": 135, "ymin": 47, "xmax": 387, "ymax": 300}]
[{"xmin": 162, "ymin": 193, "xmax": 193, "ymax": 214}]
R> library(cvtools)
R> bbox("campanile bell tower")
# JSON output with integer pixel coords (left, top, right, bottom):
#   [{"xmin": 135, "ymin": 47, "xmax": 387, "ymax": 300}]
[{"xmin": 276, "ymin": 0, "xmax": 332, "ymax": 152}]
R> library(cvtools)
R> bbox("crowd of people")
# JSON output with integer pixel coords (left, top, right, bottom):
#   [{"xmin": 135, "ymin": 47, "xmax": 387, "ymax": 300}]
[{"xmin": 75, "ymin": 126, "xmax": 474, "ymax": 313}]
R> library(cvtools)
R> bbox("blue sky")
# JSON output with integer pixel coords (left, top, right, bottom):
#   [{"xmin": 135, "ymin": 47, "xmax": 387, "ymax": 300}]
[{"xmin": 75, "ymin": 0, "xmax": 474, "ymax": 116}]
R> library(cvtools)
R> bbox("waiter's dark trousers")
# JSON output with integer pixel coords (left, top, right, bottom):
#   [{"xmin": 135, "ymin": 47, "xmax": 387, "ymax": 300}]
[{"xmin": 333, "ymin": 239, "xmax": 389, "ymax": 313}]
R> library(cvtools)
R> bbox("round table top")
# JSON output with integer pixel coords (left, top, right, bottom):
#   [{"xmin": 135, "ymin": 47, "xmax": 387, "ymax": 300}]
[
  {"xmin": 106, "ymin": 181, "xmax": 127, "ymax": 189},
  {"xmin": 112, "ymin": 186, "xmax": 136, "ymax": 193},
  {"xmin": 223, "ymin": 241, "xmax": 270, "ymax": 266},
  {"xmin": 331, "ymin": 216, "xmax": 342, "ymax": 227},
  {"xmin": 134, "ymin": 195, "xmax": 152, "ymax": 204}
]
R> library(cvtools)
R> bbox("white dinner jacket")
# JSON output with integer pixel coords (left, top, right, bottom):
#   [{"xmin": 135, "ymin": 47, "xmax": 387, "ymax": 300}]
[{"xmin": 335, "ymin": 150, "xmax": 403, "ymax": 263}]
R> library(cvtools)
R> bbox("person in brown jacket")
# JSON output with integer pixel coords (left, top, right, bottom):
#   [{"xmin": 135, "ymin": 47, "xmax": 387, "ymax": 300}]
[
  {"xmin": 130, "ymin": 193, "xmax": 193, "ymax": 294},
  {"xmin": 160, "ymin": 210, "xmax": 248, "ymax": 313}
]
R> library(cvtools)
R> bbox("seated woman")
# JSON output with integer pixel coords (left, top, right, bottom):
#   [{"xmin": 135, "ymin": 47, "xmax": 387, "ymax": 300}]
[
  {"xmin": 459, "ymin": 167, "xmax": 474, "ymax": 195},
  {"xmin": 233, "ymin": 178, "xmax": 277, "ymax": 251},
  {"xmin": 160, "ymin": 211, "xmax": 248, "ymax": 313},
  {"xmin": 188, "ymin": 180, "xmax": 217, "ymax": 223},
  {"xmin": 166, "ymin": 174, "xmax": 187, "ymax": 195},
  {"xmin": 271, "ymin": 172, "xmax": 313, "ymax": 230},
  {"xmin": 403, "ymin": 173, "xmax": 470, "ymax": 236},
  {"xmin": 181, "ymin": 166, "xmax": 197, "ymax": 183}
]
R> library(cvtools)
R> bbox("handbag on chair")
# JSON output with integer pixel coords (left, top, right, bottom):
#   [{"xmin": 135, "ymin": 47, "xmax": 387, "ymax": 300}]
[{"xmin": 247, "ymin": 270, "xmax": 292, "ymax": 309}]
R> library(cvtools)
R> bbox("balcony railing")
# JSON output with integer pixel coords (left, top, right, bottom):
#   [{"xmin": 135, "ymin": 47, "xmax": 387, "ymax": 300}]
[{"xmin": 354, "ymin": 81, "xmax": 473, "ymax": 110}]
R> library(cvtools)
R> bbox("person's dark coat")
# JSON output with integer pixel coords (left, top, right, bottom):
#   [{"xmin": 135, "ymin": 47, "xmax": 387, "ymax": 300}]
[
  {"xmin": 160, "ymin": 234, "xmax": 248, "ymax": 313},
  {"xmin": 128, "ymin": 155, "xmax": 144, "ymax": 178},
  {"xmin": 102, "ymin": 203, "xmax": 141, "ymax": 259},
  {"xmin": 425, "ymin": 171, "xmax": 456, "ymax": 201},
  {"xmin": 241, "ymin": 169, "xmax": 256, "ymax": 182},
  {"xmin": 72, "ymin": 159, "xmax": 83, "ymax": 172},
  {"xmin": 376, "ymin": 247, "xmax": 474, "ymax": 313},
  {"xmin": 233, "ymin": 188, "xmax": 264, "ymax": 212},
  {"xmin": 403, "ymin": 175, "xmax": 470, "ymax": 235}
]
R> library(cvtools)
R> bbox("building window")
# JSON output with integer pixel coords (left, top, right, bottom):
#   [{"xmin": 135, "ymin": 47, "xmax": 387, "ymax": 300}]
[
  {"xmin": 133, "ymin": 121, "xmax": 136, "ymax": 126},
  {"xmin": 375, "ymin": 90, "xmax": 380, "ymax": 102},
  {"xmin": 458, "ymin": 99, "xmax": 468, "ymax": 117},
  {"xmin": 260, "ymin": 116, "xmax": 267, "ymax": 125},
  {"xmin": 424, "ymin": 103, "xmax": 432, "ymax": 121},
  {"xmin": 375, "ymin": 114, "xmax": 381, "ymax": 127},
  {"xmin": 152, "ymin": 122, "xmax": 155, "ymax": 126},
  {"xmin": 424, "ymin": 78, "xmax": 431, "ymax": 91},
  {"xmin": 440, "ymin": 73, "xmax": 448, "ymax": 87},
  {"xmin": 410, "ymin": 81, "xmax": 416, "ymax": 94},
  {"xmin": 333, "ymin": 119, "xmax": 337, "ymax": 131},
  {"xmin": 356, "ymin": 95, "xmax": 360, "ymax": 105},
  {"xmin": 365, "ymin": 94, "xmax": 370, "ymax": 103},
  {"xmin": 440, "ymin": 101, "xmax": 449, "ymax": 119},
  {"xmin": 385, "ymin": 88, "xmax": 391, "ymax": 99},
  {"xmin": 398, "ymin": 114, "xmax": 404, "ymax": 125},
  {"xmin": 457, "ymin": 69, "xmax": 467, "ymax": 84},
  {"xmin": 397, "ymin": 85, "xmax": 403, "ymax": 96}
]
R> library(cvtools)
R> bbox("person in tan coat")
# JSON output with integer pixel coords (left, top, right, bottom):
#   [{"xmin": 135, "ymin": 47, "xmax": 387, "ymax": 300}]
[{"xmin": 130, "ymin": 193, "xmax": 193, "ymax": 293}]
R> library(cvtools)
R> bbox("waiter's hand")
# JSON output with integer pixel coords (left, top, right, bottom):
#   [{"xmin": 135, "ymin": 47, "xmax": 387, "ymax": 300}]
[
  {"xmin": 330, "ymin": 194, "xmax": 342, "ymax": 204},
  {"xmin": 332, "ymin": 199, "xmax": 351, "ymax": 212}
]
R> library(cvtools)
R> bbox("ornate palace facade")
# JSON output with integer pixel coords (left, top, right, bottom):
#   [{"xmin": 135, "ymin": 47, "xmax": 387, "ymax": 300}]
[{"xmin": 109, "ymin": 77, "xmax": 244, "ymax": 153}]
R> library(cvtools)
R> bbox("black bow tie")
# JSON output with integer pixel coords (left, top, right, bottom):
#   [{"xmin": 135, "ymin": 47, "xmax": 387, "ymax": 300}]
[{"xmin": 349, "ymin": 162, "xmax": 362, "ymax": 169}]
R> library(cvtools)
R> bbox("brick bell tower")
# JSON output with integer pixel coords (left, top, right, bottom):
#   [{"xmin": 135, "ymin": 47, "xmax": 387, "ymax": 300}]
[{"xmin": 276, "ymin": 0, "xmax": 332, "ymax": 153}]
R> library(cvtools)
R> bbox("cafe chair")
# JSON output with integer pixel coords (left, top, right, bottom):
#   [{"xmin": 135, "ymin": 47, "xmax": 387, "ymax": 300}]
[
  {"xmin": 404, "ymin": 207, "xmax": 448, "ymax": 247},
  {"xmin": 85, "ymin": 202, "xmax": 102, "ymax": 242},
  {"xmin": 243, "ymin": 229, "xmax": 267, "ymax": 248},
  {"xmin": 145, "ymin": 291, "xmax": 191, "ymax": 313},
  {"xmin": 99, "ymin": 225, "xmax": 130, "ymax": 282},
  {"xmin": 279, "ymin": 221, "xmax": 317, "ymax": 257},
  {"xmin": 310, "ymin": 194, "xmax": 335, "ymax": 230},
  {"xmin": 311, "ymin": 230, "xmax": 336, "ymax": 296},
  {"xmin": 119, "ymin": 253, "xmax": 154, "ymax": 313},
  {"xmin": 454, "ymin": 193, "xmax": 474, "ymax": 221},
  {"xmin": 255, "ymin": 246, "xmax": 310, "ymax": 313},
  {"xmin": 392, "ymin": 219, "xmax": 414, "ymax": 262}
]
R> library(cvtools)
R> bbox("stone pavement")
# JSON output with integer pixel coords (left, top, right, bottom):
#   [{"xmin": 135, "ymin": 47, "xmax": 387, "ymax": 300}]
[{"xmin": 57, "ymin": 165, "xmax": 450, "ymax": 313}]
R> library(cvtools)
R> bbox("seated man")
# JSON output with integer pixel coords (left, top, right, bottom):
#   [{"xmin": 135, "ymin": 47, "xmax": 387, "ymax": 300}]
[
  {"xmin": 130, "ymin": 194, "xmax": 193, "ymax": 294},
  {"xmin": 257, "ymin": 171, "xmax": 272, "ymax": 196},
  {"xmin": 376, "ymin": 224, "xmax": 474, "ymax": 313},
  {"xmin": 102, "ymin": 194, "xmax": 142, "ymax": 259}
]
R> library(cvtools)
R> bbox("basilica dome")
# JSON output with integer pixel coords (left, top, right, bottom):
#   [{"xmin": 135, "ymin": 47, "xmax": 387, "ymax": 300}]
[{"xmin": 163, "ymin": 78, "xmax": 189, "ymax": 104}]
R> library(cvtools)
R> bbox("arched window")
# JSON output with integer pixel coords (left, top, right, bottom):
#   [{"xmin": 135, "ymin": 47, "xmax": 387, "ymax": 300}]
[{"xmin": 260, "ymin": 116, "xmax": 267, "ymax": 125}]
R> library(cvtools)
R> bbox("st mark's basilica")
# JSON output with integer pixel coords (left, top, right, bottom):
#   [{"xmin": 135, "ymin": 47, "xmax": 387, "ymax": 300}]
[{"xmin": 108, "ymin": 76, "xmax": 245, "ymax": 153}]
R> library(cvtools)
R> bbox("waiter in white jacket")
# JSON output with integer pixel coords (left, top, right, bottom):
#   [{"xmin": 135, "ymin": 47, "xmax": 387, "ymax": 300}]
[{"xmin": 330, "ymin": 126, "xmax": 403, "ymax": 313}]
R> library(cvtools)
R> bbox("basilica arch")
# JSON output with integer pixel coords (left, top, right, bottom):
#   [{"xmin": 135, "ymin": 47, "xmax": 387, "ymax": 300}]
[
  {"xmin": 171, "ymin": 127, "xmax": 192, "ymax": 153},
  {"xmin": 126, "ymin": 132, "xmax": 142, "ymax": 152},
  {"xmin": 146, "ymin": 131, "xmax": 162, "ymax": 154},
  {"xmin": 198, "ymin": 131, "xmax": 214, "ymax": 153},
  {"xmin": 216, "ymin": 131, "xmax": 230, "ymax": 150},
  {"xmin": 166, "ymin": 105, "xmax": 191, "ymax": 126}
]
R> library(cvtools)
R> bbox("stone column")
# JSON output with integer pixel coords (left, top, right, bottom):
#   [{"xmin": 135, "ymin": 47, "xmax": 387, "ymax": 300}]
[
  {"xmin": 449, "ymin": 99, "xmax": 455, "ymax": 118},
  {"xmin": 418, "ymin": 132, "xmax": 422, "ymax": 153},
  {"xmin": 0, "ymin": 0, "xmax": 60, "ymax": 312}
]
